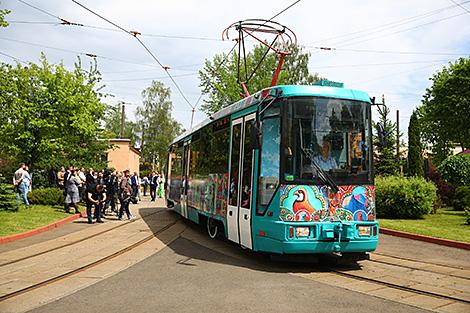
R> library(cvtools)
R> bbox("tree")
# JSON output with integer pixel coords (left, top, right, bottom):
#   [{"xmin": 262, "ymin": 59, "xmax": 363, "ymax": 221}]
[
  {"xmin": 137, "ymin": 81, "xmax": 183, "ymax": 168},
  {"xmin": 0, "ymin": 3, "xmax": 10, "ymax": 28},
  {"xmin": 407, "ymin": 110, "xmax": 424, "ymax": 177},
  {"xmin": 420, "ymin": 57, "xmax": 470, "ymax": 165},
  {"xmin": 0, "ymin": 54, "xmax": 109, "ymax": 174},
  {"xmin": 103, "ymin": 102, "xmax": 140, "ymax": 145},
  {"xmin": 198, "ymin": 43, "xmax": 321, "ymax": 115},
  {"xmin": 373, "ymin": 104, "xmax": 401, "ymax": 176}
]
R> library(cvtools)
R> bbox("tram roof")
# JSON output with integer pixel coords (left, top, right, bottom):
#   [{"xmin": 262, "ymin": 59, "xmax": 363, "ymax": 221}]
[{"xmin": 171, "ymin": 85, "xmax": 371, "ymax": 145}]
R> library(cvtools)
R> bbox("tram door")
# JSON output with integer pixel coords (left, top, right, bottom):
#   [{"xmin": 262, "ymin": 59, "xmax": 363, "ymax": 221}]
[
  {"xmin": 227, "ymin": 114, "xmax": 255, "ymax": 249},
  {"xmin": 180, "ymin": 141, "xmax": 190, "ymax": 218}
]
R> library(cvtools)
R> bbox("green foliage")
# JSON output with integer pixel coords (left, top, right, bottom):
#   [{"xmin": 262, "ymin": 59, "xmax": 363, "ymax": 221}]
[
  {"xmin": 0, "ymin": 174, "xmax": 19, "ymax": 211},
  {"xmin": 376, "ymin": 176, "xmax": 437, "ymax": 219},
  {"xmin": 373, "ymin": 104, "xmax": 402, "ymax": 176},
  {"xmin": 28, "ymin": 188, "xmax": 64, "ymax": 205},
  {"xmin": 452, "ymin": 186, "xmax": 470, "ymax": 211},
  {"xmin": 137, "ymin": 81, "xmax": 183, "ymax": 165},
  {"xmin": 198, "ymin": 43, "xmax": 321, "ymax": 115},
  {"xmin": 420, "ymin": 57, "xmax": 470, "ymax": 165},
  {"xmin": 438, "ymin": 154, "xmax": 470, "ymax": 186},
  {"xmin": 0, "ymin": 54, "xmax": 110, "ymax": 175},
  {"xmin": 465, "ymin": 208, "xmax": 470, "ymax": 225},
  {"xmin": 407, "ymin": 110, "xmax": 424, "ymax": 177},
  {"xmin": 0, "ymin": 3, "xmax": 10, "ymax": 28}
]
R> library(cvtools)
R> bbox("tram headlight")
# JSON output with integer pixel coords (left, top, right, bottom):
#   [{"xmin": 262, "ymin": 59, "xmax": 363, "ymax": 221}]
[
  {"xmin": 358, "ymin": 226, "xmax": 371, "ymax": 236},
  {"xmin": 295, "ymin": 227, "xmax": 310, "ymax": 237}
]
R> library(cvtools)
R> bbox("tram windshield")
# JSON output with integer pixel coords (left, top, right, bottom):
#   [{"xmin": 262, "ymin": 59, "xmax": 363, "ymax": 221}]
[{"xmin": 282, "ymin": 97, "xmax": 372, "ymax": 185}]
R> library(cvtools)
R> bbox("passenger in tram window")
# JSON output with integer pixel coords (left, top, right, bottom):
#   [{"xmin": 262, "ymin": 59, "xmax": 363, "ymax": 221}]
[
  {"xmin": 241, "ymin": 185, "xmax": 250, "ymax": 208},
  {"xmin": 313, "ymin": 141, "xmax": 338, "ymax": 171},
  {"xmin": 229, "ymin": 171, "xmax": 238, "ymax": 205}
]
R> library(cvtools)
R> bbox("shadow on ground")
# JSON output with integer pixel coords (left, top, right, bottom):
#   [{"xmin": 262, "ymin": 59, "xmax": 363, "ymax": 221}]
[{"xmin": 139, "ymin": 207, "xmax": 365, "ymax": 274}]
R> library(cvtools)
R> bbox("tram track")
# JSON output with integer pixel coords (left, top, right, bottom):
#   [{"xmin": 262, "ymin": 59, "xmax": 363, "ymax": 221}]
[
  {"xmin": 0, "ymin": 207, "xmax": 167, "ymax": 267},
  {"xmin": 373, "ymin": 252, "xmax": 468, "ymax": 271},
  {"xmin": 0, "ymin": 218, "xmax": 180, "ymax": 302},
  {"xmin": 368, "ymin": 257, "xmax": 470, "ymax": 281},
  {"xmin": 330, "ymin": 267, "xmax": 470, "ymax": 305}
]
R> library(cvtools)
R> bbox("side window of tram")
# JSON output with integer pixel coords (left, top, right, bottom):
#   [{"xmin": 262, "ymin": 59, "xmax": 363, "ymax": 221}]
[
  {"xmin": 240, "ymin": 120, "xmax": 253, "ymax": 209},
  {"xmin": 229, "ymin": 124, "xmax": 241, "ymax": 206}
]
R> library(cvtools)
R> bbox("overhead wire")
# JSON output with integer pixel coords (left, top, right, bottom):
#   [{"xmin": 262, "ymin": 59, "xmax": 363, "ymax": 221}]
[
  {"xmin": 311, "ymin": 47, "xmax": 467, "ymax": 56},
  {"xmin": 0, "ymin": 51, "xmax": 28, "ymax": 64},
  {"xmin": 310, "ymin": 59, "xmax": 450, "ymax": 69},
  {"xmin": 72, "ymin": 0, "xmax": 196, "ymax": 111},
  {"xmin": 308, "ymin": 0, "xmax": 470, "ymax": 46},
  {"xmin": 449, "ymin": 0, "xmax": 470, "ymax": 13}
]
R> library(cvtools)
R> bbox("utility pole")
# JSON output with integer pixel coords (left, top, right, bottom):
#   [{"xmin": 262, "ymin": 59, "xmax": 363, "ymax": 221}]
[
  {"xmin": 190, "ymin": 107, "xmax": 195, "ymax": 129},
  {"xmin": 396, "ymin": 109, "xmax": 400, "ymax": 160},
  {"xmin": 120, "ymin": 103, "xmax": 125, "ymax": 138}
]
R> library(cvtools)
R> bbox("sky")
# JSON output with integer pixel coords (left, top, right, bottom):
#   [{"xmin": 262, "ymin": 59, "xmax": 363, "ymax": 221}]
[{"xmin": 1, "ymin": 0, "xmax": 469, "ymax": 139}]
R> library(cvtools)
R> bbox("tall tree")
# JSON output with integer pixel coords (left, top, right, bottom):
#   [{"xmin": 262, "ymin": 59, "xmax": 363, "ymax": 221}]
[
  {"xmin": 421, "ymin": 57, "xmax": 470, "ymax": 165},
  {"xmin": 373, "ymin": 104, "xmax": 401, "ymax": 176},
  {"xmin": 137, "ymin": 81, "xmax": 183, "ymax": 168},
  {"xmin": 407, "ymin": 110, "xmax": 424, "ymax": 177},
  {"xmin": 0, "ymin": 54, "xmax": 109, "ymax": 173},
  {"xmin": 0, "ymin": 3, "xmax": 10, "ymax": 28},
  {"xmin": 198, "ymin": 43, "xmax": 321, "ymax": 115}
]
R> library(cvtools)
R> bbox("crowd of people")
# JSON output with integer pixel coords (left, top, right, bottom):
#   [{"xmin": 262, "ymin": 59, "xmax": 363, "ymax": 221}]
[{"xmin": 13, "ymin": 163, "xmax": 165, "ymax": 225}]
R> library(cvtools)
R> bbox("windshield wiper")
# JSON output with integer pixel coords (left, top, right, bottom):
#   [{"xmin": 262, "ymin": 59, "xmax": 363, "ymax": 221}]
[
  {"xmin": 298, "ymin": 123, "xmax": 339, "ymax": 193},
  {"xmin": 300, "ymin": 147, "xmax": 340, "ymax": 193}
]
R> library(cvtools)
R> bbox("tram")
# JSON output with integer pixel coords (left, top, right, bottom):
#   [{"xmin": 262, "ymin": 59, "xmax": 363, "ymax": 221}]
[{"xmin": 166, "ymin": 82, "xmax": 378, "ymax": 257}]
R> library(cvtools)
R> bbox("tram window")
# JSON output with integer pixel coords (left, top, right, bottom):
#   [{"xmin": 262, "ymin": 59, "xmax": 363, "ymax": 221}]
[
  {"xmin": 229, "ymin": 123, "xmax": 242, "ymax": 206},
  {"xmin": 240, "ymin": 120, "xmax": 253, "ymax": 209},
  {"xmin": 169, "ymin": 143, "xmax": 183, "ymax": 201},
  {"xmin": 282, "ymin": 97, "xmax": 372, "ymax": 185},
  {"xmin": 257, "ymin": 107, "xmax": 280, "ymax": 214}
]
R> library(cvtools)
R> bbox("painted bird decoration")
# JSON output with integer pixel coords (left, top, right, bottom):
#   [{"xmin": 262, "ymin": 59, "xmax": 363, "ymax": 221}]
[{"xmin": 293, "ymin": 188, "xmax": 316, "ymax": 215}]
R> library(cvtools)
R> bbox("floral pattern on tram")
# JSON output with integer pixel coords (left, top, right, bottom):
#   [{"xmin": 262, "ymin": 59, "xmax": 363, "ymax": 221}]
[
  {"xmin": 187, "ymin": 173, "xmax": 229, "ymax": 217},
  {"xmin": 279, "ymin": 185, "xmax": 375, "ymax": 222}
]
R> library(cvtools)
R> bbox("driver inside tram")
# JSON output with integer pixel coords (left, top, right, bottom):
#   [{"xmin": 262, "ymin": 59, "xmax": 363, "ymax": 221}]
[{"xmin": 313, "ymin": 141, "xmax": 338, "ymax": 171}]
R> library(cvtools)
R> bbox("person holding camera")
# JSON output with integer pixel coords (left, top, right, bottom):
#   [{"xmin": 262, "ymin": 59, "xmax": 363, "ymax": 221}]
[{"xmin": 86, "ymin": 183, "xmax": 106, "ymax": 224}]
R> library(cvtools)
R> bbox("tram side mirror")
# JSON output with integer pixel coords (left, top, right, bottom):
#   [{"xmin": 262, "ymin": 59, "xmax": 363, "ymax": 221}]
[{"xmin": 250, "ymin": 120, "xmax": 261, "ymax": 150}]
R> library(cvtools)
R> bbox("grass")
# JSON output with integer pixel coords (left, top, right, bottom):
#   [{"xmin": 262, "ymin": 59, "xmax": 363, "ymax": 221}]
[
  {"xmin": 378, "ymin": 208, "xmax": 470, "ymax": 243},
  {"xmin": 0, "ymin": 205, "xmax": 71, "ymax": 237}
]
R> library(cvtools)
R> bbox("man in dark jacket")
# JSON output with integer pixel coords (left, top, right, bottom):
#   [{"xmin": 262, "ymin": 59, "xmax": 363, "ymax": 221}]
[
  {"xmin": 149, "ymin": 172, "xmax": 159, "ymax": 201},
  {"xmin": 86, "ymin": 183, "xmax": 106, "ymax": 224},
  {"xmin": 104, "ymin": 171, "xmax": 118, "ymax": 215}
]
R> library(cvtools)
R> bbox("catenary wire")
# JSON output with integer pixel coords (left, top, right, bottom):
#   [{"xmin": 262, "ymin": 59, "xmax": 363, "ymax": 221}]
[
  {"xmin": 449, "ymin": 0, "xmax": 470, "ymax": 13},
  {"xmin": 0, "ymin": 51, "xmax": 28, "ymax": 64},
  {"xmin": 310, "ymin": 47, "xmax": 468, "ymax": 56}
]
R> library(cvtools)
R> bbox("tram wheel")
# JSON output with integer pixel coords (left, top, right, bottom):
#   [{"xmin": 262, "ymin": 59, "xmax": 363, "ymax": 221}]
[{"xmin": 207, "ymin": 218, "xmax": 218, "ymax": 239}]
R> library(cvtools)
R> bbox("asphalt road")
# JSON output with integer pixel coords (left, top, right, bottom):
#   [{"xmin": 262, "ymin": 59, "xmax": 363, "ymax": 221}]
[{"xmin": 27, "ymin": 221, "xmax": 430, "ymax": 313}]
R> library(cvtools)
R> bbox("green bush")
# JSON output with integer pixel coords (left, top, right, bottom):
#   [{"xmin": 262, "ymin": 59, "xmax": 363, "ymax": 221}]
[
  {"xmin": 465, "ymin": 208, "xmax": 470, "ymax": 225},
  {"xmin": 0, "ymin": 174, "xmax": 19, "ymax": 211},
  {"xmin": 452, "ymin": 186, "xmax": 470, "ymax": 211},
  {"xmin": 376, "ymin": 176, "xmax": 437, "ymax": 219},
  {"xmin": 438, "ymin": 154, "xmax": 470, "ymax": 186},
  {"xmin": 28, "ymin": 188, "xmax": 64, "ymax": 205}
]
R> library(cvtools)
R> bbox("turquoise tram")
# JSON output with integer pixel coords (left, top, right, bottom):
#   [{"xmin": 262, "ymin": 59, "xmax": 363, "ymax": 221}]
[{"xmin": 166, "ymin": 83, "xmax": 378, "ymax": 257}]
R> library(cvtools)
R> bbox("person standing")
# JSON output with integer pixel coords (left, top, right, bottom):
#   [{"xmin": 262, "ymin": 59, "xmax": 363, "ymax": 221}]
[
  {"xmin": 142, "ymin": 175, "xmax": 149, "ymax": 196},
  {"xmin": 104, "ymin": 171, "xmax": 118, "ymax": 215},
  {"xmin": 86, "ymin": 183, "xmax": 106, "ymax": 224},
  {"xmin": 158, "ymin": 173, "xmax": 165, "ymax": 198},
  {"xmin": 77, "ymin": 167, "xmax": 87, "ymax": 202},
  {"xmin": 57, "ymin": 166, "xmax": 66, "ymax": 190},
  {"xmin": 13, "ymin": 163, "xmax": 29, "ymax": 206},
  {"xmin": 150, "ymin": 172, "xmax": 158, "ymax": 201},
  {"xmin": 86, "ymin": 168, "xmax": 95, "ymax": 187},
  {"xmin": 118, "ymin": 170, "xmax": 133, "ymax": 220},
  {"xmin": 130, "ymin": 172, "xmax": 139, "ymax": 201},
  {"xmin": 23, "ymin": 165, "xmax": 32, "ymax": 193},
  {"xmin": 49, "ymin": 166, "xmax": 57, "ymax": 187},
  {"xmin": 64, "ymin": 170, "xmax": 81, "ymax": 214}
]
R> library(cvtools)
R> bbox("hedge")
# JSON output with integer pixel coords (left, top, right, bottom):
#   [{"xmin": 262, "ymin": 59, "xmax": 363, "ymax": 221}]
[
  {"xmin": 453, "ymin": 186, "xmax": 470, "ymax": 211},
  {"xmin": 438, "ymin": 154, "xmax": 470, "ymax": 186},
  {"xmin": 376, "ymin": 176, "xmax": 437, "ymax": 219},
  {"xmin": 28, "ymin": 188, "xmax": 64, "ymax": 206}
]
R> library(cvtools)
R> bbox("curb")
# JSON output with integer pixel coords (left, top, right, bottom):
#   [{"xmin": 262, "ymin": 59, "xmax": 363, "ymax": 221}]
[
  {"xmin": 0, "ymin": 211, "xmax": 85, "ymax": 245},
  {"xmin": 380, "ymin": 227, "xmax": 470, "ymax": 251}
]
